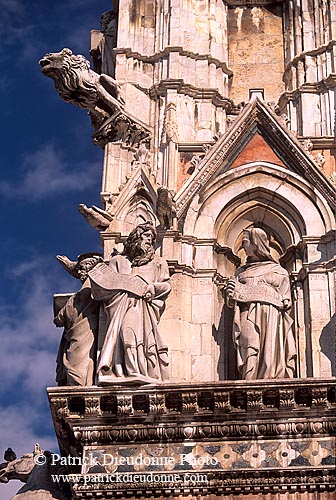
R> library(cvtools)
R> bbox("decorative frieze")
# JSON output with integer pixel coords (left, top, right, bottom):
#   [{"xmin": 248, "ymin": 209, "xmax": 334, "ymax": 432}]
[{"xmin": 70, "ymin": 466, "xmax": 336, "ymax": 498}]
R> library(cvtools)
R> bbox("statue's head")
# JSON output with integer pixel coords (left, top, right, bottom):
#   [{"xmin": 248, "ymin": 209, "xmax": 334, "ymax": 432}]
[
  {"xmin": 76, "ymin": 253, "xmax": 103, "ymax": 282},
  {"xmin": 123, "ymin": 222, "xmax": 156, "ymax": 266},
  {"xmin": 242, "ymin": 227, "xmax": 274, "ymax": 262},
  {"xmin": 100, "ymin": 10, "xmax": 118, "ymax": 33}
]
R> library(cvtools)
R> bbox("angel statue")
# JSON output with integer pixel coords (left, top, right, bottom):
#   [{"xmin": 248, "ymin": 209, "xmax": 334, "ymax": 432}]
[{"xmin": 54, "ymin": 252, "xmax": 103, "ymax": 386}]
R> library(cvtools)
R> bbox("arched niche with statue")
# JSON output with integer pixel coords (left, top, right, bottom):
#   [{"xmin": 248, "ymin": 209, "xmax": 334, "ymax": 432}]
[{"xmin": 160, "ymin": 161, "xmax": 335, "ymax": 383}]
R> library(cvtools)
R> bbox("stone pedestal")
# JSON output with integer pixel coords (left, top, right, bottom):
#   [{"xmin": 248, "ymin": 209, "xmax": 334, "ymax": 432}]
[{"xmin": 48, "ymin": 378, "xmax": 336, "ymax": 499}]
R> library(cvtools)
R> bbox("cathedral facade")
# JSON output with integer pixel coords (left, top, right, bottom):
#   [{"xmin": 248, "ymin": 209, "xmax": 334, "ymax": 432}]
[{"xmin": 43, "ymin": 1, "xmax": 335, "ymax": 499}]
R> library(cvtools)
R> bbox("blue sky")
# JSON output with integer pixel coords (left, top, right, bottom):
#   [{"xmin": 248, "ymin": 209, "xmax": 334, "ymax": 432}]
[{"xmin": 0, "ymin": 1, "xmax": 110, "ymax": 497}]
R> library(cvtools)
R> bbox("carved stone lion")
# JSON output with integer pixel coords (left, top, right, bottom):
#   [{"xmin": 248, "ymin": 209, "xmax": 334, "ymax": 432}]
[
  {"xmin": 39, "ymin": 48, "xmax": 125, "ymax": 122},
  {"xmin": 156, "ymin": 186, "xmax": 176, "ymax": 230}
]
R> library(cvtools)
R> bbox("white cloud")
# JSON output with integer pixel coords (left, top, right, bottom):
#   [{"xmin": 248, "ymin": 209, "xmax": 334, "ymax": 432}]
[
  {"xmin": 0, "ymin": 255, "xmax": 74, "ymax": 499},
  {"xmin": 0, "ymin": 144, "xmax": 99, "ymax": 200},
  {"xmin": 0, "ymin": 255, "xmax": 78, "ymax": 394},
  {"xmin": 0, "ymin": 405, "xmax": 57, "ymax": 457}
]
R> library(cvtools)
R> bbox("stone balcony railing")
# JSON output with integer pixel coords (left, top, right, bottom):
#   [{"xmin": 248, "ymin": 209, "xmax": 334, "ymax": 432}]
[
  {"xmin": 48, "ymin": 378, "xmax": 336, "ymax": 498},
  {"xmin": 48, "ymin": 377, "xmax": 336, "ymax": 445}
]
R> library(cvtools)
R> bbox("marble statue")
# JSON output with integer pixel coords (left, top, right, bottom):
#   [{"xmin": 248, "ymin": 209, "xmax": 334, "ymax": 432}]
[
  {"xmin": 89, "ymin": 222, "xmax": 171, "ymax": 384},
  {"xmin": 54, "ymin": 253, "xmax": 103, "ymax": 386},
  {"xmin": 78, "ymin": 203, "xmax": 113, "ymax": 231},
  {"xmin": 90, "ymin": 10, "xmax": 118, "ymax": 77},
  {"xmin": 156, "ymin": 186, "xmax": 176, "ymax": 230},
  {"xmin": 100, "ymin": 10, "xmax": 118, "ymax": 72},
  {"xmin": 39, "ymin": 48, "xmax": 125, "ymax": 123},
  {"xmin": 0, "ymin": 444, "xmax": 68, "ymax": 500},
  {"xmin": 225, "ymin": 228, "xmax": 296, "ymax": 380}
]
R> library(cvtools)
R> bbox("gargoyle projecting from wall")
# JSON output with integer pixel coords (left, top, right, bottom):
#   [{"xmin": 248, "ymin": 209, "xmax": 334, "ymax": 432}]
[{"xmin": 39, "ymin": 48, "xmax": 125, "ymax": 124}]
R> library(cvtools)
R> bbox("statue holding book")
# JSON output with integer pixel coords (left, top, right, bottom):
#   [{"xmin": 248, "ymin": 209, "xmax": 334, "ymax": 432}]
[
  {"xmin": 225, "ymin": 227, "xmax": 296, "ymax": 380},
  {"xmin": 89, "ymin": 222, "xmax": 171, "ymax": 384}
]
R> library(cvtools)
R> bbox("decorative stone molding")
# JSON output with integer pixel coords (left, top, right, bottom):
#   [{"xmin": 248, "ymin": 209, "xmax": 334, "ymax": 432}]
[
  {"xmin": 283, "ymin": 41, "xmax": 336, "ymax": 89},
  {"xmin": 70, "ymin": 467, "xmax": 335, "ymax": 498},
  {"xmin": 175, "ymin": 98, "xmax": 336, "ymax": 217},
  {"xmin": 48, "ymin": 378, "xmax": 336, "ymax": 444},
  {"xmin": 92, "ymin": 111, "xmax": 151, "ymax": 148},
  {"xmin": 148, "ymin": 79, "xmax": 236, "ymax": 110},
  {"xmin": 114, "ymin": 47, "xmax": 233, "ymax": 76}
]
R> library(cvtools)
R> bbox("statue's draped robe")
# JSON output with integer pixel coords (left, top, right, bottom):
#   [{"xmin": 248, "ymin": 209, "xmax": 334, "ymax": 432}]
[
  {"xmin": 94, "ymin": 254, "xmax": 171, "ymax": 382},
  {"xmin": 232, "ymin": 261, "xmax": 296, "ymax": 379},
  {"xmin": 55, "ymin": 279, "xmax": 99, "ymax": 386}
]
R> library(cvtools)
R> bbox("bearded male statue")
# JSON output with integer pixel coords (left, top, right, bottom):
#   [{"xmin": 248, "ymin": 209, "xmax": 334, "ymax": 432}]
[{"xmin": 89, "ymin": 222, "xmax": 171, "ymax": 384}]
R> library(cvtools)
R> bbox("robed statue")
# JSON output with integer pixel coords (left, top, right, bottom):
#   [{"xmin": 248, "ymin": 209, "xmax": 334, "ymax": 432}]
[
  {"xmin": 54, "ymin": 253, "xmax": 103, "ymax": 386},
  {"xmin": 225, "ymin": 228, "xmax": 296, "ymax": 380},
  {"xmin": 89, "ymin": 222, "xmax": 171, "ymax": 384}
]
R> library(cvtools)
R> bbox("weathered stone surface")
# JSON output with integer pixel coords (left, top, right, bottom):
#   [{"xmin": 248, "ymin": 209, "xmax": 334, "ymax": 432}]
[
  {"xmin": 228, "ymin": 5, "xmax": 285, "ymax": 103},
  {"xmin": 48, "ymin": 378, "xmax": 336, "ymax": 498}
]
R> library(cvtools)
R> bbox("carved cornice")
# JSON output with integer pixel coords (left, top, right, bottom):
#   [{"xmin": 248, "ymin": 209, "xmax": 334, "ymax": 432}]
[
  {"xmin": 114, "ymin": 46, "xmax": 233, "ymax": 76},
  {"xmin": 284, "ymin": 41, "xmax": 336, "ymax": 74},
  {"xmin": 148, "ymin": 79, "xmax": 236, "ymax": 111},
  {"xmin": 49, "ymin": 378, "xmax": 336, "ymax": 446},
  {"xmin": 225, "ymin": 0, "xmax": 284, "ymax": 5},
  {"xmin": 298, "ymin": 136, "xmax": 336, "ymax": 149},
  {"xmin": 279, "ymin": 74, "xmax": 336, "ymax": 106},
  {"xmin": 174, "ymin": 98, "xmax": 336, "ymax": 217},
  {"xmin": 92, "ymin": 111, "xmax": 152, "ymax": 148},
  {"xmin": 71, "ymin": 467, "xmax": 335, "ymax": 498},
  {"xmin": 49, "ymin": 379, "xmax": 336, "ymax": 498}
]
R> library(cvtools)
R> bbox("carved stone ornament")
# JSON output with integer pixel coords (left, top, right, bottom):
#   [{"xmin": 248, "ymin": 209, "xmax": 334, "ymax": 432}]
[
  {"xmin": 78, "ymin": 203, "xmax": 113, "ymax": 231},
  {"xmin": 132, "ymin": 142, "xmax": 152, "ymax": 171},
  {"xmin": 39, "ymin": 48, "xmax": 125, "ymax": 125},
  {"xmin": 156, "ymin": 186, "xmax": 176, "ymax": 230},
  {"xmin": 92, "ymin": 110, "xmax": 151, "ymax": 148},
  {"xmin": 163, "ymin": 102, "xmax": 179, "ymax": 143},
  {"xmin": 47, "ymin": 377, "xmax": 336, "ymax": 499}
]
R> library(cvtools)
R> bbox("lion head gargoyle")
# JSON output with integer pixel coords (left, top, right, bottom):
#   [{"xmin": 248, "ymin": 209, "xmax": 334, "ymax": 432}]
[{"xmin": 39, "ymin": 48, "xmax": 125, "ymax": 123}]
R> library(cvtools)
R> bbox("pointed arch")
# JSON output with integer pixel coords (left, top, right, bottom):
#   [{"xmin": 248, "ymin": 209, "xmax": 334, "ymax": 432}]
[{"xmin": 183, "ymin": 163, "xmax": 334, "ymax": 253}]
